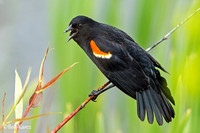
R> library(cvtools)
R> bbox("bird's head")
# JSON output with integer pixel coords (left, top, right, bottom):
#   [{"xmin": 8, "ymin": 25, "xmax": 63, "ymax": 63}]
[{"xmin": 64, "ymin": 16, "xmax": 95, "ymax": 43}]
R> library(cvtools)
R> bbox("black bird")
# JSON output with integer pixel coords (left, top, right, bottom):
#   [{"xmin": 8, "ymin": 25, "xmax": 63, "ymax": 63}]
[{"xmin": 64, "ymin": 15, "xmax": 175, "ymax": 125}]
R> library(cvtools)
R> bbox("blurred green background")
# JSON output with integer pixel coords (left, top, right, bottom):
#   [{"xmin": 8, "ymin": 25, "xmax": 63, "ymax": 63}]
[{"xmin": 1, "ymin": 0, "xmax": 200, "ymax": 133}]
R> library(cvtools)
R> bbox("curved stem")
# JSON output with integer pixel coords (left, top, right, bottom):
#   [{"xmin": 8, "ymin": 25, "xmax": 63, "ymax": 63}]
[{"xmin": 51, "ymin": 81, "xmax": 111, "ymax": 133}]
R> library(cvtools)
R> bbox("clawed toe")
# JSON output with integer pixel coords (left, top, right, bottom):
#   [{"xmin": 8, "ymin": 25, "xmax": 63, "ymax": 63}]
[{"xmin": 89, "ymin": 90, "xmax": 100, "ymax": 102}]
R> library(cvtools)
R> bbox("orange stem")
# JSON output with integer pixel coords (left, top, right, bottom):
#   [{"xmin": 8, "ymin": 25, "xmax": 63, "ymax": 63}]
[{"xmin": 51, "ymin": 81, "xmax": 110, "ymax": 133}]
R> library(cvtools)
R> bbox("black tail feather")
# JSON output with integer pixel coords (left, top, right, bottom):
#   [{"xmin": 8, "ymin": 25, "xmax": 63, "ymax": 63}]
[
  {"xmin": 136, "ymin": 85, "xmax": 175, "ymax": 125},
  {"xmin": 142, "ymin": 91, "xmax": 154, "ymax": 124},
  {"xmin": 155, "ymin": 71, "xmax": 175, "ymax": 105},
  {"xmin": 150, "ymin": 88, "xmax": 171, "ymax": 123},
  {"xmin": 136, "ymin": 92, "xmax": 145, "ymax": 121},
  {"xmin": 160, "ymin": 91, "xmax": 175, "ymax": 118},
  {"xmin": 146, "ymin": 89, "xmax": 163, "ymax": 125}
]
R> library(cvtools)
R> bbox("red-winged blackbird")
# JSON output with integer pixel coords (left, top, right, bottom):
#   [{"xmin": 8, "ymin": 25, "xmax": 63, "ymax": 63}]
[{"xmin": 64, "ymin": 16, "xmax": 175, "ymax": 125}]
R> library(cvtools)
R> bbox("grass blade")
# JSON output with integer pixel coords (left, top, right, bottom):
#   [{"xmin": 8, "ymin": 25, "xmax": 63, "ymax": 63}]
[
  {"xmin": 7, "ymin": 112, "xmax": 61, "ymax": 124},
  {"xmin": 14, "ymin": 68, "xmax": 23, "ymax": 125}
]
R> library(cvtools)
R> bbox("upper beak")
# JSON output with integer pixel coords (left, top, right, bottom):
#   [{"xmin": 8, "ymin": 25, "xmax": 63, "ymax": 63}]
[{"xmin": 64, "ymin": 24, "xmax": 72, "ymax": 33}]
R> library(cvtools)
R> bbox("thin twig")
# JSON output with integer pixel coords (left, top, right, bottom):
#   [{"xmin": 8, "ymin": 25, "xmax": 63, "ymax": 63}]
[
  {"xmin": 52, "ymin": 96, "xmax": 92, "ymax": 133},
  {"xmin": 146, "ymin": 8, "xmax": 200, "ymax": 52},
  {"xmin": 51, "ymin": 81, "xmax": 111, "ymax": 133},
  {"xmin": 1, "ymin": 92, "xmax": 6, "ymax": 133}
]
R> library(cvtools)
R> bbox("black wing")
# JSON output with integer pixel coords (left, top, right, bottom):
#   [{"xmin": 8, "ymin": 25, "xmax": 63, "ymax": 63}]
[
  {"xmin": 90, "ymin": 37, "xmax": 150, "ymax": 94},
  {"xmin": 88, "ymin": 36, "xmax": 175, "ymax": 125}
]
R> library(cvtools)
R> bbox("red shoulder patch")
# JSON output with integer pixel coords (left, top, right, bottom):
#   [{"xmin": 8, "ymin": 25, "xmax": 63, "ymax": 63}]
[{"xmin": 90, "ymin": 40, "xmax": 112, "ymax": 59}]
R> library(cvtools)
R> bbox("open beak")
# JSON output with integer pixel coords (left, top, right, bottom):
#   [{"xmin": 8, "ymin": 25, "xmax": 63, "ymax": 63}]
[
  {"xmin": 64, "ymin": 24, "xmax": 72, "ymax": 33},
  {"xmin": 64, "ymin": 24, "xmax": 78, "ymax": 43}
]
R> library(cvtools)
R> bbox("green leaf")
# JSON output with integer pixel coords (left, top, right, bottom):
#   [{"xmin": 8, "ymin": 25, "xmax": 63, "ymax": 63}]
[
  {"xmin": 95, "ymin": 112, "xmax": 105, "ymax": 133},
  {"xmin": 3, "ymin": 68, "xmax": 31, "ymax": 125},
  {"xmin": 175, "ymin": 109, "xmax": 191, "ymax": 133},
  {"xmin": 14, "ymin": 68, "xmax": 23, "ymax": 124}
]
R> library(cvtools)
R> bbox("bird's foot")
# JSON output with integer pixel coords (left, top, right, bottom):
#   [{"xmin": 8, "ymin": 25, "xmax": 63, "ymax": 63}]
[{"xmin": 89, "ymin": 90, "xmax": 101, "ymax": 102}]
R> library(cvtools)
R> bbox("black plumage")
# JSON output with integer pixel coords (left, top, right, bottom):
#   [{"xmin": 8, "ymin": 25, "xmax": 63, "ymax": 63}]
[{"xmin": 65, "ymin": 15, "xmax": 175, "ymax": 125}]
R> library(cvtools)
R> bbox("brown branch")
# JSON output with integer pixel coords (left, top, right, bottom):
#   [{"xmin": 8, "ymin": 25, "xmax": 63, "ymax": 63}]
[
  {"xmin": 146, "ymin": 8, "xmax": 200, "ymax": 52},
  {"xmin": 51, "ymin": 81, "xmax": 111, "ymax": 133},
  {"xmin": 1, "ymin": 92, "xmax": 6, "ymax": 133}
]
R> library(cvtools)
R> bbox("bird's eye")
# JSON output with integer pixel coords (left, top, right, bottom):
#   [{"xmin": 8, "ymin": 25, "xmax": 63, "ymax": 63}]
[
  {"xmin": 72, "ymin": 24, "xmax": 77, "ymax": 28},
  {"xmin": 72, "ymin": 24, "xmax": 82, "ymax": 28},
  {"xmin": 78, "ymin": 24, "xmax": 82, "ymax": 27}
]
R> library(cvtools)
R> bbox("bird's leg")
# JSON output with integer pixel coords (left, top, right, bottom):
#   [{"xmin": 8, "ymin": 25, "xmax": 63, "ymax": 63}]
[{"xmin": 89, "ymin": 81, "xmax": 114, "ymax": 101}]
